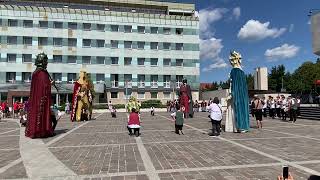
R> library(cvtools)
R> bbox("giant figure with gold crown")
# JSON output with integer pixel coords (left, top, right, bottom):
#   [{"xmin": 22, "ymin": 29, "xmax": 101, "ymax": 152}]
[
  {"xmin": 126, "ymin": 96, "xmax": 141, "ymax": 113},
  {"xmin": 225, "ymin": 51, "xmax": 250, "ymax": 132},
  {"xmin": 70, "ymin": 68, "xmax": 94, "ymax": 122}
]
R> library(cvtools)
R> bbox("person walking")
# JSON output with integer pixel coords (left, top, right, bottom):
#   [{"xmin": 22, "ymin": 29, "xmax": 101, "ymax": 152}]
[
  {"xmin": 253, "ymin": 95, "xmax": 264, "ymax": 129},
  {"xmin": 207, "ymin": 97, "xmax": 223, "ymax": 136}
]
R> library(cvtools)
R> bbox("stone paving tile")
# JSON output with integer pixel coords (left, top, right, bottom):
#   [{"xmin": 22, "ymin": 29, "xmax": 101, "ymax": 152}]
[
  {"xmin": 145, "ymin": 141, "xmax": 277, "ymax": 170},
  {"xmin": 220, "ymin": 128, "xmax": 291, "ymax": 140},
  {"xmin": 234, "ymin": 138, "xmax": 320, "ymax": 162},
  {"xmin": 265, "ymin": 125, "xmax": 320, "ymax": 138},
  {"xmin": 50, "ymin": 145, "xmax": 145, "ymax": 175},
  {"xmin": 304, "ymin": 163, "xmax": 320, "ymax": 174},
  {"xmin": 74, "ymin": 125, "xmax": 129, "ymax": 134},
  {"xmin": 158, "ymin": 166, "xmax": 310, "ymax": 180},
  {"xmin": 0, "ymin": 136, "xmax": 19, "ymax": 149},
  {"xmin": 82, "ymin": 174, "xmax": 149, "ymax": 180},
  {"xmin": 0, "ymin": 162, "xmax": 27, "ymax": 179},
  {"xmin": 0, "ymin": 121, "xmax": 19, "ymax": 129},
  {"xmin": 0, "ymin": 150, "xmax": 20, "ymax": 169},
  {"xmin": 49, "ymin": 132, "xmax": 136, "ymax": 147},
  {"xmin": 142, "ymin": 130, "xmax": 215, "ymax": 143}
]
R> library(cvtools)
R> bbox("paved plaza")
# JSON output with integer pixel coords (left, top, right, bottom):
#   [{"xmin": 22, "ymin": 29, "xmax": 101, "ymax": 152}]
[{"xmin": 0, "ymin": 112, "xmax": 320, "ymax": 179}]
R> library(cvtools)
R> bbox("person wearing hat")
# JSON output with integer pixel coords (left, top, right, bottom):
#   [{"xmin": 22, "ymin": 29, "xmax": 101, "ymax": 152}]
[
  {"xmin": 25, "ymin": 53, "xmax": 55, "ymax": 138},
  {"xmin": 70, "ymin": 68, "xmax": 94, "ymax": 122},
  {"xmin": 253, "ymin": 95, "xmax": 264, "ymax": 129}
]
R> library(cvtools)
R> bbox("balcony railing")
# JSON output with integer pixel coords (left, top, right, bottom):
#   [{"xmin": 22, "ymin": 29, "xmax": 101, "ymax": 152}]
[
  {"xmin": 24, "ymin": 79, "xmax": 31, "ymax": 83},
  {"xmin": 97, "ymin": 80, "xmax": 105, "ymax": 84},
  {"xmin": 164, "ymin": 81, "xmax": 171, "ymax": 88},
  {"xmin": 138, "ymin": 81, "xmax": 145, "ymax": 88},
  {"xmin": 151, "ymin": 81, "xmax": 158, "ymax": 88},
  {"xmin": 125, "ymin": 81, "xmax": 132, "ymax": 88},
  {"xmin": 176, "ymin": 81, "xmax": 182, "ymax": 89},
  {"xmin": 111, "ymin": 80, "xmax": 119, "ymax": 88}
]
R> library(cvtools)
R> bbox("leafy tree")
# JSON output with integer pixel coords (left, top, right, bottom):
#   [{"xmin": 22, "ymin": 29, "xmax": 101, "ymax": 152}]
[
  {"xmin": 246, "ymin": 74, "xmax": 254, "ymax": 90},
  {"xmin": 268, "ymin": 65, "xmax": 286, "ymax": 92}
]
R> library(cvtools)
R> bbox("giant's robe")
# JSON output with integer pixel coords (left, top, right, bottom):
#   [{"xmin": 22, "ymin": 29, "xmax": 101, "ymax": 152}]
[
  {"xmin": 25, "ymin": 69, "xmax": 54, "ymax": 138},
  {"xmin": 230, "ymin": 68, "xmax": 250, "ymax": 131},
  {"xmin": 179, "ymin": 84, "xmax": 193, "ymax": 117},
  {"xmin": 70, "ymin": 81, "xmax": 92, "ymax": 121}
]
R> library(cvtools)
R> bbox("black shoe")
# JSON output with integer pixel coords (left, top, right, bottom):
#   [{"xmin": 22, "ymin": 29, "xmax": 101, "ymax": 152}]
[
  {"xmin": 129, "ymin": 133, "xmax": 133, "ymax": 136},
  {"xmin": 135, "ymin": 132, "xmax": 140, "ymax": 137}
]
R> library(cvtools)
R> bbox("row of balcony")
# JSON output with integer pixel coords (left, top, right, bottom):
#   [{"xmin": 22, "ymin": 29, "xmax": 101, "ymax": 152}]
[{"xmin": 112, "ymin": 81, "xmax": 182, "ymax": 88}]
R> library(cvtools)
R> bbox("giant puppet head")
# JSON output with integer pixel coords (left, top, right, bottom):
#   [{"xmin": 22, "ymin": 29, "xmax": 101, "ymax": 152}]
[
  {"xmin": 229, "ymin": 51, "xmax": 242, "ymax": 68},
  {"xmin": 35, "ymin": 52, "xmax": 48, "ymax": 69}
]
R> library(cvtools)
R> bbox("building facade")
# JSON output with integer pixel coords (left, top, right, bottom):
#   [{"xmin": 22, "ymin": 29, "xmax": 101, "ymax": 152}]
[
  {"xmin": 254, "ymin": 67, "xmax": 268, "ymax": 91},
  {"xmin": 311, "ymin": 11, "xmax": 320, "ymax": 55},
  {"xmin": 0, "ymin": 0, "xmax": 200, "ymax": 105}
]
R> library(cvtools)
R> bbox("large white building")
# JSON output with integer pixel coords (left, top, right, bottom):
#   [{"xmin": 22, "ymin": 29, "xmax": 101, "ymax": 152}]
[
  {"xmin": 311, "ymin": 11, "xmax": 320, "ymax": 55},
  {"xmin": 0, "ymin": 0, "xmax": 200, "ymax": 105},
  {"xmin": 254, "ymin": 67, "xmax": 268, "ymax": 91}
]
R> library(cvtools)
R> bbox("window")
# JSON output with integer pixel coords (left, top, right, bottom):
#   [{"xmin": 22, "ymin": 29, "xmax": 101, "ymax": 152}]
[
  {"xmin": 111, "ymin": 92, "xmax": 118, "ymax": 98},
  {"xmin": 68, "ymin": 38, "xmax": 77, "ymax": 47},
  {"xmin": 111, "ymin": 57, "xmax": 119, "ymax": 65},
  {"xmin": 137, "ymin": 92, "xmax": 145, "ymax": 99},
  {"xmin": 53, "ymin": 38, "xmax": 62, "ymax": 46},
  {"xmin": 67, "ymin": 73, "xmax": 77, "ymax": 83},
  {"xmin": 163, "ymin": 27, "xmax": 171, "ymax": 34},
  {"xmin": 96, "ymin": 56, "xmax": 105, "ymax": 64},
  {"xmin": 8, "ymin": 19, "xmax": 18, "ymax": 27},
  {"xmin": 38, "ymin": 37, "xmax": 48, "ymax": 46},
  {"xmin": 176, "ymin": 43, "xmax": 183, "ymax": 50},
  {"xmin": 53, "ymin": 55, "xmax": 62, "ymax": 63},
  {"xmin": 138, "ymin": 58, "xmax": 145, "ymax": 65},
  {"xmin": 151, "ymin": 92, "xmax": 158, "ymax": 99},
  {"xmin": 82, "ymin": 39, "xmax": 91, "ymax": 47},
  {"xmin": 39, "ymin": 21, "xmax": 48, "ymax": 28},
  {"xmin": 124, "ymin": 41, "xmax": 132, "ymax": 49},
  {"xmin": 150, "ymin": 27, "xmax": 158, "ymax": 34},
  {"xmin": 67, "ymin": 56, "xmax": 77, "ymax": 64},
  {"xmin": 68, "ymin": 22, "xmax": 77, "ymax": 30},
  {"xmin": 137, "ymin": 41, "xmax": 145, "ymax": 49},
  {"xmin": 124, "ymin": 57, "xmax": 132, "ymax": 65},
  {"xmin": 111, "ymin": 25, "xmax": 119, "ymax": 32},
  {"xmin": 7, "ymin": 54, "xmax": 16, "ymax": 62},
  {"xmin": 124, "ymin": 25, "xmax": 132, "ymax": 33},
  {"xmin": 138, "ymin": 26, "xmax": 145, "ymax": 33},
  {"xmin": 97, "ymin": 24, "xmax": 105, "ymax": 31},
  {"xmin": 163, "ymin": 43, "xmax": 171, "ymax": 50},
  {"xmin": 151, "ymin": 58, "xmax": 158, "ymax": 66},
  {"xmin": 163, "ymin": 59, "xmax": 171, "ymax": 66},
  {"xmin": 53, "ymin": 21, "xmax": 63, "ymax": 29},
  {"xmin": 96, "ymin": 74, "xmax": 105, "ymax": 82},
  {"xmin": 6, "ymin": 72, "xmax": 16, "ymax": 83},
  {"xmin": 7, "ymin": 36, "xmax": 17, "ymax": 45},
  {"xmin": 22, "ymin": 72, "xmax": 32, "ymax": 82},
  {"xmin": 23, "ymin": 37, "xmax": 32, "ymax": 46},
  {"xmin": 150, "ymin": 42, "xmax": 158, "ymax": 50},
  {"xmin": 82, "ymin": 56, "xmax": 91, "ymax": 64},
  {"xmin": 176, "ymin": 59, "xmax": 183, "ymax": 66},
  {"xmin": 111, "ymin": 40, "xmax": 118, "ymax": 48},
  {"xmin": 163, "ymin": 92, "xmax": 171, "ymax": 99},
  {"xmin": 23, "ymin": 20, "xmax": 33, "ymax": 28},
  {"xmin": 53, "ymin": 73, "xmax": 62, "ymax": 82},
  {"xmin": 83, "ymin": 23, "xmax": 91, "ymax": 31},
  {"xmin": 22, "ymin": 54, "xmax": 32, "ymax": 63},
  {"xmin": 176, "ymin": 28, "xmax": 183, "ymax": 35},
  {"xmin": 97, "ymin": 40, "xmax": 105, "ymax": 48}
]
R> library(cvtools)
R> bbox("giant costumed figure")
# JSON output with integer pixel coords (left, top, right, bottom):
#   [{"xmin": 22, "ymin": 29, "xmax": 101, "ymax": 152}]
[
  {"xmin": 179, "ymin": 79, "xmax": 193, "ymax": 118},
  {"xmin": 25, "ymin": 53, "xmax": 57, "ymax": 138},
  {"xmin": 225, "ymin": 51, "xmax": 250, "ymax": 132},
  {"xmin": 126, "ymin": 96, "xmax": 141, "ymax": 113},
  {"xmin": 70, "ymin": 69, "xmax": 94, "ymax": 122}
]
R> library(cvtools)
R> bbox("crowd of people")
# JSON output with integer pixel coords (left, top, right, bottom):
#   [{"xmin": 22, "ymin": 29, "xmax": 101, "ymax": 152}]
[
  {"xmin": 251, "ymin": 95, "xmax": 301, "ymax": 129},
  {"xmin": 166, "ymin": 99, "xmax": 211, "ymax": 113}
]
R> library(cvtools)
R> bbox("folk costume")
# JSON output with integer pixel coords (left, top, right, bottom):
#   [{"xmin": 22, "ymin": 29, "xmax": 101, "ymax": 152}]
[
  {"xmin": 25, "ymin": 53, "xmax": 54, "ymax": 138},
  {"xmin": 70, "ymin": 69, "xmax": 93, "ymax": 122}
]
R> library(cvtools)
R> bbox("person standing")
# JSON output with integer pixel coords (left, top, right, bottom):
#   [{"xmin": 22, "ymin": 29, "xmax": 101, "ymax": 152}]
[
  {"xmin": 253, "ymin": 95, "xmax": 263, "ymax": 129},
  {"xmin": 262, "ymin": 97, "xmax": 268, "ymax": 117},
  {"xmin": 207, "ymin": 97, "xmax": 223, "ymax": 136},
  {"xmin": 281, "ymin": 95, "xmax": 287, "ymax": 121},
  {"xmin": 25, "ymin": 53, "xmax": 55, "ymax": 138},
  {"xmin": 289, "ymin": 96, "xmax": 297, "ymax": 123},
  {"xmin": 178, "ymin": 79, "xmax": 193, "ymax": 118},
  {"xmin": 171, "ymin": 106, "xmax": 185, "ymax": 135},
  {"xmin": 127, "ymin": 108, "xmax": 141, "ymax": 137},
  {"xmin": 296, "ymin": 96, "xmax": 301, "ymax": 116},
  {"xmin": 276, "ymin": 96, "xmax": 281, "ymax": 118},
  {"xmin": 269, "ymin": 97, "xmax": 276, "ymax": 119}
]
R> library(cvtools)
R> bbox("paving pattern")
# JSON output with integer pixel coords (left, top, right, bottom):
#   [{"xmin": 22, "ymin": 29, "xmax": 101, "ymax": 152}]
[{"xmin": 0, "ymin": 111, "xmax": 320, "ymax": 179}]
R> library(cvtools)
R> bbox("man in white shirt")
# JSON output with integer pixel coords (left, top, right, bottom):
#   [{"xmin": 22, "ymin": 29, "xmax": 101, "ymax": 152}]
[
  {"xmin": 207, "ymin": 97, "xmax": 223, "ymax": 136},
  {"xmin": 281, "ymin": 95, "xmax": 287, "ymax": 120},
  {"xmin": 262, "ymin": 97, "xmax": 268, "ymax": 117}
]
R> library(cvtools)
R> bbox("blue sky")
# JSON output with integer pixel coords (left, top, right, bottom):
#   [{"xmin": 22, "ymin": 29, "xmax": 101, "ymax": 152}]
[{"xmin": 191, "ymin": 0, "xmax": 319, "ymax": 82}]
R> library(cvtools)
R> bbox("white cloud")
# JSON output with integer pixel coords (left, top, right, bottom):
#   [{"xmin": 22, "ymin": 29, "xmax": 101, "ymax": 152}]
[
  {"xmin": 289, "ymin": 24, "xmax": 294, "ymax": 32},
  {"xmin": 232, "ymin": 7, "xmax": 241, "ymax": 20},
  {"xmin": 202, "ymin": 58, "xmax": 228, "ymax": 72},
  {"xmin": 199, "ymin": 8, "xmax": 228, "ymax": 39},
  {"xmin": 307, "ymin": 20, "xmax": 311, "ymax": 25},
  {"xmin": 264, "ymin": 44, "xmax": 300, "ymax": 61},
  {"xmin": 237, "ymin": 19, "xmax": 286, "ymax": 41},
  {"xmin": 200, "ymin": 38, "xmax": 223, "ymax": 60}
]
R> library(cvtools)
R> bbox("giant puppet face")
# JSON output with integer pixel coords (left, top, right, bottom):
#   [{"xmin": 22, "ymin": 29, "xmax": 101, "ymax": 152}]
[
  {"xmin": 229, "ymin": 51, "xmax": 242, "ymax": 68},
  {"xmin": 35, "ymin": 52, "xmax": 48, "ymax": 69}
]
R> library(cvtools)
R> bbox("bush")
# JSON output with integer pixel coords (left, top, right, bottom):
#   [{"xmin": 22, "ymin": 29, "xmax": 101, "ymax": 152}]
[
  {"xmin": 114, "ymin": 104, "xmax": 125, "ymax": 109},
  {"xmin": 93, "ymin": 104, "xmax": 107, "ymax": 109},
  {"xmin": 58, "ymin": 104, "xmax": 66, "ymax": 111},
  {"xmin": 141, "ymin": 100, "xmax": 164, "ymax": 108}
]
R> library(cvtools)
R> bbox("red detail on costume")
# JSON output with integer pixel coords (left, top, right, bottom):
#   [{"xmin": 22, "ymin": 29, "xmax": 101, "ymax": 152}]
[
  {"xmin": 70, "ymin": 82, "xmax": 81, "ymax": 122},
  {"xmin": 25, "ymin": 70, "xmax": 53, "ymax": 138},
  {"xmin": 179, "ymin": 85, "xmax": 190, "ymax": 113}
]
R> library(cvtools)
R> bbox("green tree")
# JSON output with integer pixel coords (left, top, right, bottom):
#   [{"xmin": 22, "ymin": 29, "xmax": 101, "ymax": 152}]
[
  {"xmin": 246, "ymin": 74, "xmax": 254, "ymax": 90},
  {"xmin": 268, "ymin": 65, "xmax": 286, "ymax": 92}
]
